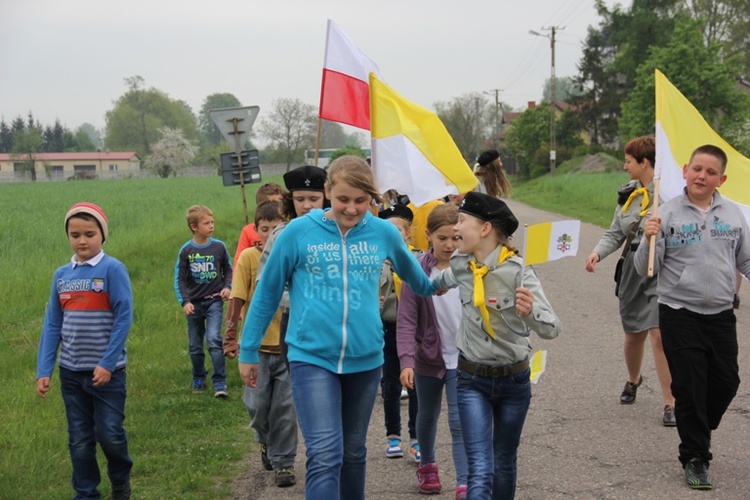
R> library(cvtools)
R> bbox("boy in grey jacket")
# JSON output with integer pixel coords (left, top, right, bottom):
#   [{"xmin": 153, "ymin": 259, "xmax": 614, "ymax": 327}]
[{"xmin": 635, "ymin": 144, "xmax": 750, "ymax": 490}]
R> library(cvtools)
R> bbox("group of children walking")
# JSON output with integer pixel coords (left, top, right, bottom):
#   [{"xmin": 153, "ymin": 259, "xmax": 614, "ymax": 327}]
[{"xmin": 34, "ymin": 144, "xmax": 747, "ymax": 499}]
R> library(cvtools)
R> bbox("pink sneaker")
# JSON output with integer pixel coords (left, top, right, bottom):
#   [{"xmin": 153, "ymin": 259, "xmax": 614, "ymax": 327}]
[
  {"xmin": 455, "ymin": 484, "xmax": 468, "ymax": 500},
  {"xmin": 417, "ymin": 462, "xmax": 441, "ymax": 494}
]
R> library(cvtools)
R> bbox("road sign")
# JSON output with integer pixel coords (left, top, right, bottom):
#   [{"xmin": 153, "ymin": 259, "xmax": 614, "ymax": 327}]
[
  {"xmin": 220, "ymin": 150, "xmax": 261, "ymax": 187},
  {"xmin": 208, "ymin": 106, "xmax": 260, "ymax": 149}
]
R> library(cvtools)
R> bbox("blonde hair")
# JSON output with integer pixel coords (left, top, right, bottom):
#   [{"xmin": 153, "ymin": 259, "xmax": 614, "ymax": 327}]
[
  {"xmin": 477, "ymin": 157, "xmax": 512, "ymax": 198},
  {"xmin": 326, "ymin": 155, "xmax": 383, "ymax": 204},
  {"xmin": 186, "ymin": 205, "xmax": 212, "ymax": 233},
  {"xmin": 426, "ymin": 203, "xmax": 458, "ymax": 234}
]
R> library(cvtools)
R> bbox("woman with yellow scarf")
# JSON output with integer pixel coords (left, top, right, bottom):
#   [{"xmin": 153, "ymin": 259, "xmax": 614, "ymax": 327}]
[{"xmin": 584, "ymin": 135, "xmax": 675, "ymax": 426}]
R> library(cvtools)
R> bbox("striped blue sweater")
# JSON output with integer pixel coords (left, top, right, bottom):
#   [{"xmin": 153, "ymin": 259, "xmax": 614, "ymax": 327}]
[{"xmin": 36, "ymin": 252, "xmax": 133, "ymax": 378}]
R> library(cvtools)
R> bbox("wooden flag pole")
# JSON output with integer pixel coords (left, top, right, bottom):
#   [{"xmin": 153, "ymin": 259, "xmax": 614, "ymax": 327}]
[
  {"xmin": 647, "ymin": 177, "xmax": 660, "ymax": 277},
  {"xmin": 314, "ymin": 118, "xmax": 322, "ymax": 167}
]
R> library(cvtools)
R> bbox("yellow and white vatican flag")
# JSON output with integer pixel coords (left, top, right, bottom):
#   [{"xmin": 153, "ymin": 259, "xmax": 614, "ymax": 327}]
[
  {"xmin": 655, "ymin": 69, "xmax": 750, "ymax": 221},
  {"xmin": 369, "ymin": 73, "xmax": 477, "ymax": 206},
  {"xmin": 523, "ymin": 220, "xmax": 581, "ymax": 266},
  {"xmin": 529, "ymin": 350, "xmax": 547, "ymax": 384}
]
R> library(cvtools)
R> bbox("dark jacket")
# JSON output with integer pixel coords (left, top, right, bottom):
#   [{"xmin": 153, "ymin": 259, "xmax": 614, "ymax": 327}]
[{"xmin": 397, "ymin": 250, "xmax": 446, "ymax": 379}]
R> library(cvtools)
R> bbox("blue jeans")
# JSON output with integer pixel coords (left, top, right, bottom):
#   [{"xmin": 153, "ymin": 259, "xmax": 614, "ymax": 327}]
[
  {"xmin": 290, "ymin": 362, "xmax": 381, "ymax": 500},
  {"xmin": 457, "ymin": 365, "xmax": 531, "ymax": 500},
  {"xmin": 381, "ymin": 321, "xmax": 417, "ymax": 439},
  {"xmin": 59, "ymin": 367, "xmax": 133, "ymax": 499},
  {"xmin": 415, "ymin": 369, "xmax": 468, "ymax": 485},
  {"xmin": 243, "ymin": 351, "xmax": 298, "ymax": 469},
  {"xmin": 186, "ymin": 298, "xmax": 226, "ymax": 387}
]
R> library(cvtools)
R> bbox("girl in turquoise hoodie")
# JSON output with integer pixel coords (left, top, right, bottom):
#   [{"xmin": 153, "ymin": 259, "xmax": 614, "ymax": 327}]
[{"xmin": 239, "ymin": 156, "xmax": 436, "ymax": 500}]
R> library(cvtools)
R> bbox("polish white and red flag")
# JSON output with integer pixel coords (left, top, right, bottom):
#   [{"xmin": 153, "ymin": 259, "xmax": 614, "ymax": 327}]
[{"xmin": 319, "ymin": 19, "xmax": 380, "ymax": 130}]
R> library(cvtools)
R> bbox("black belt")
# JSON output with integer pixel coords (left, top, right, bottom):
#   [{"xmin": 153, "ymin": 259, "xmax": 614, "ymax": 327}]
[{"xmin": 458, "ymin": 357, "xmax": 529, "ymax": 378}]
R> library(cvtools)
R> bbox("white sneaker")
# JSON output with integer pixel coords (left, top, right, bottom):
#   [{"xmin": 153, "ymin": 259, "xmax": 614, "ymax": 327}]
[{"xmin": 400, "ymin": 388, "xmax": 408, "ymax": 400}]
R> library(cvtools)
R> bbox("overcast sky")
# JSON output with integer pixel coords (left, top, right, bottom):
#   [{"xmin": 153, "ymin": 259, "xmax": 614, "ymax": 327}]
[{"xmin": 0, "ymin": 0, "xmax": 619, "ymax": 136}]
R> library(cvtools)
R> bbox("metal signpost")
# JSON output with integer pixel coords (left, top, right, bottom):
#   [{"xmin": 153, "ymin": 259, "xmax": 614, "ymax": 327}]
[{"xmin": 209, "ymin": 106, "xmax": 261, "ymax": 224}]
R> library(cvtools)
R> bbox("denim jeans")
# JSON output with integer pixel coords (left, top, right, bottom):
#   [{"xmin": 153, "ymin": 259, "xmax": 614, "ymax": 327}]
[
  {"xmin": 243, "ymin": 351, "xmax": 298, "ymax": 469},
  {"xmin": 457, "ymin": 365, "xmax": 531, "ymax": 500},
  {"xmin": 415, "ymin": 369, "xmax": 468, "ymax": 485},
  {"xmin": 290, "ymin": 362, "xmax": 381, "ymax": 500},
  {"xmin": 659, "ymin": 305, "xmax": 739, "ymax": 466},
  {"xmin": 59, "ymin": 367, "xmax": 133, "ymax": 499},
  {"xmin": 381, "ymin": 321, "xmax": 417, "ymax": 439},
  {"xmin": 186, "ymin": 298, "xmax": 226, "ymax": 387}
]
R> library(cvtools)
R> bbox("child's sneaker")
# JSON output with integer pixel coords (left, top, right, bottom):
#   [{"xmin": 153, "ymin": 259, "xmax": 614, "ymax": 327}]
[
  {"xmin": 400, "ymin": 388, "xmax": 409, "ymax": 400},
  {"xmin": 385, "ymin": 435, "xmax": 403, "ymax": 458},
  {"xmin": 214, "ymin": 384, "xmax": 228, "ymax": 398},
  {"xmin": 455, "ymin": 484, "xmax": 468, "ymax": 500},
  {"xmin": 275, "ymin": 467, "xmax": 296, "ymax": 487},
  {"xmin": 260, "ymin": 443, "xmax": 273, "ymax": 471},
  {"xmin": 409, "ymin": 439, "xmax": 421, "ymax": 462},
  {"xmin": 416, "ymin": 462, "xmax": 441, "ymax": 494},
  {"xmin": 192, "ymin": 379, "xmax": 206, "ymax": 393}
]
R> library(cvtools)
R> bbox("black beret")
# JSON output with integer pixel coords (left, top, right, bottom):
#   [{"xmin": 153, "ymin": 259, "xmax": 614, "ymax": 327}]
[
  {"xmin": 379, "ymin": 203, "xmax": 414, "ymax": 223},
  {"xmin": 477, "ymin": 149, "xmax": 500, "ymax": 167},
  {"xmin": 459, "ymin": 192, "xmax": 518, "ymax": 236},
  {"xmin": 283, "ymin": 165, "xmax": 327, "ymax": 192}
]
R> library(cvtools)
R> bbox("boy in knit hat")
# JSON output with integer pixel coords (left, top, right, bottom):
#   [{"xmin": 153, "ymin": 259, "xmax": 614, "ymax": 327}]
[{"xmin": 36, "ymin": 202, "xmax": 134, "ymax": 500}]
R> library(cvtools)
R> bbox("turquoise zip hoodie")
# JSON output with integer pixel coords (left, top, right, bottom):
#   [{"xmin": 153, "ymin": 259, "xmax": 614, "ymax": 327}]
[{"xmin": 239, "ymin": 208, "xmax": 436, "ymax": 373}]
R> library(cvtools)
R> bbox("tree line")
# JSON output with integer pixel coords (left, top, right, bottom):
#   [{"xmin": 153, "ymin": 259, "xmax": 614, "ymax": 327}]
[{"xmin": 5, "ymin": 0, "xmax": 749, "ymax": 181}]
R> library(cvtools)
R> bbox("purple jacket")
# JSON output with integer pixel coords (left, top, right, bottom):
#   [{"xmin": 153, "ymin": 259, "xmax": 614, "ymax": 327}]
[{"xmin": 397, "ymin": 250, "xmax": 446, "ymax": 379}]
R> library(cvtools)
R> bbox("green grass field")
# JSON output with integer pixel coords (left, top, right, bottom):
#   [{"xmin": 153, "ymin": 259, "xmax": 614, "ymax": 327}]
[
  {"xmin": 0, "ymin": 175, "xmax": 283, "ymax": 499},
  {"xmin": 0, "ymin": 165, "xmax": 627, "ymax": 498}
]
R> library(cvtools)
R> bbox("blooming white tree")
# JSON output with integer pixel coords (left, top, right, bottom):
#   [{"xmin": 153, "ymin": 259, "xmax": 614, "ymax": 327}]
[{"xmin": 145, "ymin": 127, "xmax": 198, "ymax": 178}]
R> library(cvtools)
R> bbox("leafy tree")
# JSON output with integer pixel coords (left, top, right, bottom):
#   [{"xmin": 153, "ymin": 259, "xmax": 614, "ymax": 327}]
[
  {"xmin": 542, "ymin": 76, "xmax": 585, "ymax": 103},
  {"xmin": 329, "ymin": 145, "xmax": 368, "ymax": 165},
  {"xmin": 105, "ymin": 75, "xmax": 198, "ymax": 157},
  {"xmin": 144, "ymin": 127, "xmax": 198, "ymax": 178},
  {"xmin": 258, "ymin": 98, "xmax": 316, "ymax": 170},
  {"xmin": 0, "ymin": 119, "xmax": 13, "ymax": 153},
  {"xmin": 319, "ymin": 120, "xmax": 350, "ymax": 149},
  {"xmin": 573, "ymin": 0, "xmax": 681, "ymax": 145},
  {"xmin": 76, "ymin": 123, "xmax": 103, "ymax": 150},
  {"xmin": 504, "ymin": 103, "xmax": 551, "ymax": 177},
  {"xmin": 680, "ymin": 0, "xmax": 750, "ymax": 78},
  {"xmin": 10, "ymin": 126, "xmax": 44, "ymax": 181},
  {"xmin": 620, "ymin": 19, "xmax": 750, "ymax": 139},
  {"xmin": 198, "ymin": 93, "xmax": 242, "ymax": 146},
  {"xmin": 434, "ymin": 92, "xmax": 493, "ymax": 161},
  {"xmin": 505, "ymin": 105, "xmax": 584, "ymax": 177}
]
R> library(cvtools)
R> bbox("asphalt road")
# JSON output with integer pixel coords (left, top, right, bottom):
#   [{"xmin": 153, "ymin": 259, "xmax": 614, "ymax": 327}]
[{"xmin": 231, "ymin": 198, "xmax": 750, "ymax": 499}]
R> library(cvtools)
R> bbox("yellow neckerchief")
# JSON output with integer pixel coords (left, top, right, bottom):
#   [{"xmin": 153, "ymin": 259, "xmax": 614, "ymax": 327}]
[
  {"xmin": 468, "ymin": 246, "xmax": 516, "ymax": 339},
  {"xmin": 391, "ymin": 244, "xmax": 415, "ymax": 300},
  {"xmin": 621, "ymin": 185, "xmax": 651, "ymax": 216}
]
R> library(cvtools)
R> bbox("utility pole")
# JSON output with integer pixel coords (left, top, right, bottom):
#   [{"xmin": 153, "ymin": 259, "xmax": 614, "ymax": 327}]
[
  {"xmin": 484, "ymin": 88, "xmax": 503, "ymax": 149},
  {"xmin": 530, "ymin": 26, "xmax": 563, "ymax": 175}
]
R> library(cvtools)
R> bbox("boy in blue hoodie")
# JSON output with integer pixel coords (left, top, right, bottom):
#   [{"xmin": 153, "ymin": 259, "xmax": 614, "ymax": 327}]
[{"xmin": 636, "ymin": 144, "xmax": 750, "ymax": 490}]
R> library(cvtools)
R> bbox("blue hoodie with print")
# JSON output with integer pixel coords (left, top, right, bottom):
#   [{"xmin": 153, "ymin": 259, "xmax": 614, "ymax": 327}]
[{"xmin": 239, "ymin": 208, "xmax": 436, "ymax": 374}]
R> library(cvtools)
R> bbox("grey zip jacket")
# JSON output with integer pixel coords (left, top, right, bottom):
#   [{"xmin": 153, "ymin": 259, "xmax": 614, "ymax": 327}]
[{"xmin": 634, "ymin": 189, "xmax": 750, "ymax": 314}]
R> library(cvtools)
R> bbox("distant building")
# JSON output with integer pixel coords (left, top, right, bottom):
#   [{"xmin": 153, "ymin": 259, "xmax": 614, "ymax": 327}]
[{"xmin": 0, "ymin": 152, "xmax": 141, "ymax": 181}]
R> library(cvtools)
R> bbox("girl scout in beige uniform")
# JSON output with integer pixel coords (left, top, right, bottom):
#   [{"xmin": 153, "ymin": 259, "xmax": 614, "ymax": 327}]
[{"xmin": 431, "ymin": 192, "xmax": 561, "ymax": 499}]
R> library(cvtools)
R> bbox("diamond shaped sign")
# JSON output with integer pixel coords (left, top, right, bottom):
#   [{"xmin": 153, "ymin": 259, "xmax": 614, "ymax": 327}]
[{"xmin": 208, "ymin": 106, "xmax": 260, "ymax": 149}]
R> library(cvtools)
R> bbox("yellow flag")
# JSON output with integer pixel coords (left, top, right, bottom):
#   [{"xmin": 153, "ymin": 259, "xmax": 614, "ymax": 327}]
[
  {"xmin": 369, "ymin": 73, "xmax": 477, "ymax": 206},
  {"xmin": 655, "ymin": 69, "xmax": 750, "ymax": 211},
  {"xmin": 524, "ymin": 220, "xmax": 581, "ymax": 266},
  {"xmin": 530, "ymin": 350, "xmax": 547, "ymax": 384}
]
